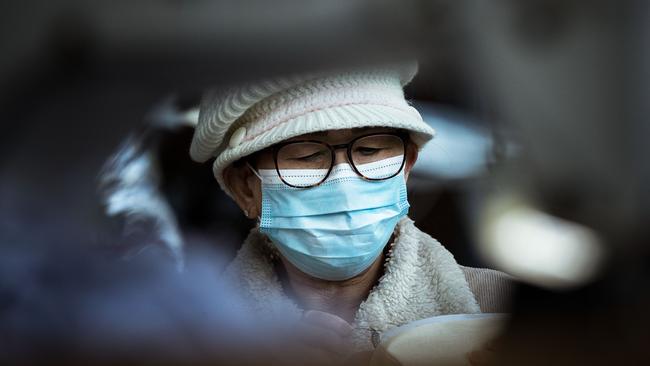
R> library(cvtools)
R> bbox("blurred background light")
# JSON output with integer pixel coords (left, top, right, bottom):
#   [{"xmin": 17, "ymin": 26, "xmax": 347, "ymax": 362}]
[
  {"xmin": 479, "ymin": 195, "xmax": 606, "ymax": 289},
  {"xmin": 413, "ymin": 102, "xmax": 495, "ymax": 180}
]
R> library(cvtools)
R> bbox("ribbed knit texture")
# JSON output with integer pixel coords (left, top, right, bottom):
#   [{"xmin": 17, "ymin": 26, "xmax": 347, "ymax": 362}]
[
  {"xmin": 461, "ymin": 266, "xmax": 515, "ymax": 313},
  {"xmin": 189, "ymin": 63, "xmax": 436, "ymax": 196}
]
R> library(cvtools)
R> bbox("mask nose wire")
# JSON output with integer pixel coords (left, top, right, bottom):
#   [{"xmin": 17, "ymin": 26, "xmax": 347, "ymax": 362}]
[{"xmin": 246, "ymin": 161, "xmax": 263, "ymax": 182}]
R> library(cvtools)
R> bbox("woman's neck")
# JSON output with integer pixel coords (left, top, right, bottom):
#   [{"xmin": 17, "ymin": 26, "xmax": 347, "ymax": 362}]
[{"xmin": 277, "ymin": 253, "xmax": 385, "ymax": 323}]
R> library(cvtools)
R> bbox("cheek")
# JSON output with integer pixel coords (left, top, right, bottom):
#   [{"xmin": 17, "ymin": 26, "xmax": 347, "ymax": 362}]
[
  {"xmin": 404, "ymin": 146, "xmax": 418, "ymax": 178},
  {"xmin": 256, "ymin": 152, "xmax": 275, "ymax": 170}
]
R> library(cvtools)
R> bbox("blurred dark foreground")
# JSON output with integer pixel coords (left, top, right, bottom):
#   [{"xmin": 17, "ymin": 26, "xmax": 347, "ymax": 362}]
[{"xmin": 1, "ymin": 0, "xmax": 650, "ymax": 365}]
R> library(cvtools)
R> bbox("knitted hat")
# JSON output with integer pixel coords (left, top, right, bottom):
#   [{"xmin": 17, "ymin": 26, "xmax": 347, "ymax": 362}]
[{"xmin": 190, "ymin": 63, "xmax": 436, "ymax": 196}]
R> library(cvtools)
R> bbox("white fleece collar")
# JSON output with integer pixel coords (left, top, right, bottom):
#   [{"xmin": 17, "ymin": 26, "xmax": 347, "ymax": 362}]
[{"xmin": 221, "ymin": 217, "xmax": 480, "ymax": 351}]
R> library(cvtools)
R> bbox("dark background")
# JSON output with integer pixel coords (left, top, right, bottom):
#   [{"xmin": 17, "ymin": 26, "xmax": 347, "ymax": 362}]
[{"xmin": 2, "ymin": 0, "xmax": 648, "ymax": 364}]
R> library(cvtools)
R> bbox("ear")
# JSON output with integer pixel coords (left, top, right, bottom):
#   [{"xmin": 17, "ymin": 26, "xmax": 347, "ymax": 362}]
[
  {"xmin": 222, "ymin": 162, "xmax": 262, "ymax": 219},
  {"xmin": 403, "ymin": 142, "xmax": 419, "ymax": 181}
]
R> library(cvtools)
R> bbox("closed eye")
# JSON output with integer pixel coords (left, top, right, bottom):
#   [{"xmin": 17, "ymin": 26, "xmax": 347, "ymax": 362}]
[
  {"xmin": 354, "ymin": 147, "xmax": 383, "ymax": 156},
  {"xmin": 291, "ymin": 150, "xmax": 328, "ymax": 162}
]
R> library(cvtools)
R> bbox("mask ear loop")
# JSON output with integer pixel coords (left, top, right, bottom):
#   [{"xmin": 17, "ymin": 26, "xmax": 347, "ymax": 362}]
[
  {"xmin": 246, "ymin": 161, "xmax": 263, "ymax": 182},
  {"xmin": 245, "ymin": 161, "xmax": 264, "ymax": 223},
  {"xmin": 245, "ymin": 162, "xmax": 281, "ymax": 261}
]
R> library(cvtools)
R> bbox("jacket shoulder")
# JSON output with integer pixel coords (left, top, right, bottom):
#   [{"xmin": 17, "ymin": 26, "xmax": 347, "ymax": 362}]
[{"xmin": 460, "ymin": 266, "xmax": 515, "ymax": 313}]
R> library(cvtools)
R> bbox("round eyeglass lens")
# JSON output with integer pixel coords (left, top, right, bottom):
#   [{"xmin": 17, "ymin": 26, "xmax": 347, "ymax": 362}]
[
  {"xmin": 352, "ymin": 134, "xmax": 405, "ymax": 180},
  {"xmin": 276, "ymin": 142, "xmax": 332, "ymax": 187}
]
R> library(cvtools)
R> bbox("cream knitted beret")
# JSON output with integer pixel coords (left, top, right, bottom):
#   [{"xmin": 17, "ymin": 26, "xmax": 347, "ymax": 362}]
[{"xmin": 190, "ymin": 63, "xmax": 436, "ymax": 195}]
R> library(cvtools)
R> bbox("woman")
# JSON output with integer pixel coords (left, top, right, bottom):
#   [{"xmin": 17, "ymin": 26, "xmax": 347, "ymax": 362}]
[{"xmin": 189, "ymin": 64, "xmax": 513, "ymax": 359}]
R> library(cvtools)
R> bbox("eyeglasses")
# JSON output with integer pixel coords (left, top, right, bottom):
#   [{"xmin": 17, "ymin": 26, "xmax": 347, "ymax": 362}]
[{"xmin": 271, "ymin": 132, "xmax": 408, "ymax": 188}]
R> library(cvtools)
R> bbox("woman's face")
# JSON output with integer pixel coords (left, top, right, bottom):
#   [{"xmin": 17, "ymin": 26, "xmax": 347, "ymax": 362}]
[{"xmin": 223, "ymin": 127, "xmax": 419, "ymax": 219}]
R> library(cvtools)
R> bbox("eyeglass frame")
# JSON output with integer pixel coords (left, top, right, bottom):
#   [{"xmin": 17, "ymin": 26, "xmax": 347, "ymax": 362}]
[{"xmin": 269, "ymin": 131, "xmax": 410, "ymax": 188}]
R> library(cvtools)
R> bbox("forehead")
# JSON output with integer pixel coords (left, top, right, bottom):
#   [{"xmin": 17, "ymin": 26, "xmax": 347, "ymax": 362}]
[{"xmin": 285, "ymin": 127, "xmax": 400, "ymax": 143}]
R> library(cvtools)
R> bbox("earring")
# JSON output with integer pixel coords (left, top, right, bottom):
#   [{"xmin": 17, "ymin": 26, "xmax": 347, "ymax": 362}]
[{"xmin": 244, "ymin": 209, "xmax": 249, "ymax": 218}]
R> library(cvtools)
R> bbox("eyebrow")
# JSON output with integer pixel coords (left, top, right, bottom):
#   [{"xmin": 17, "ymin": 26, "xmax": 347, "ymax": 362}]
[{"xmin": 308, "ymin": 131, "xmax": 329, "ymax": 138}]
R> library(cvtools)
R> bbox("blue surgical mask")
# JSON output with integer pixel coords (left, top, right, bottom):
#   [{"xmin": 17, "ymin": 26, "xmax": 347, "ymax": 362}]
[{"xmin": 250, "ymin": 156, "xmax": 409, "ymax": 281}]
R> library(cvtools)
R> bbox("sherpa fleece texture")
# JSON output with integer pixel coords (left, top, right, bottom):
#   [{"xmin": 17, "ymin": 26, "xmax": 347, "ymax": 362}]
[{"xmin": 222, "ymin": 217, "xmax": 509, "ymax": 351}]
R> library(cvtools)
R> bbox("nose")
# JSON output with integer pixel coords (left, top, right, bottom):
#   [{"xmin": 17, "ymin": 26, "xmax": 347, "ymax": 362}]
[{"xmin": 332, "ymin": 147, "xmax": 350, "ymax": 166}]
